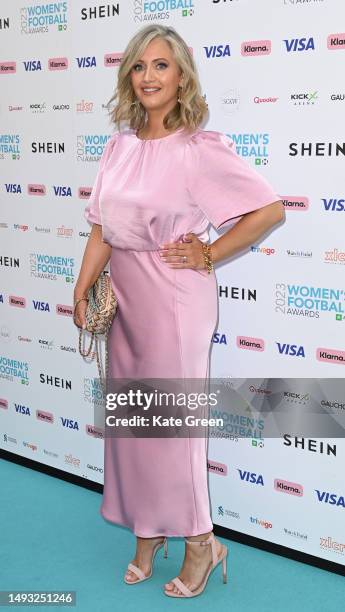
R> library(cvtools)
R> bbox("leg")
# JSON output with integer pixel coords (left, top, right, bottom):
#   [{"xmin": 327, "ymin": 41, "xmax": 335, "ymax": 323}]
[
  {"xmin": 164, "ymin": 530, "xmax": 224, "ymax": 595},
  {"xmin": 125, "ymin": 536, "xmax": 166, "ymax": 582}
]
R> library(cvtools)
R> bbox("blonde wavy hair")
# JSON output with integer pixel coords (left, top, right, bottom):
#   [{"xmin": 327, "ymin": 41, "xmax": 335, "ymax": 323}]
[{"xmin": 107, "ymin": 24, "xmax": 208, "ymax": 133}]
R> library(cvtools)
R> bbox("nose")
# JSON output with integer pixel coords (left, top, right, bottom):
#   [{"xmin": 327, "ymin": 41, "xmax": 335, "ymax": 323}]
[{"xmin": 142, "ymin": 65, "xmax": 155, "ymax": 82}]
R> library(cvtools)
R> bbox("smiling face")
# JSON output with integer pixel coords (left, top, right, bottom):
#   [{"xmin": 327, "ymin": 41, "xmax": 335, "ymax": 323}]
[{"xmin": 130, "ymin": 37, "xmax": 183, "ymax": 115}]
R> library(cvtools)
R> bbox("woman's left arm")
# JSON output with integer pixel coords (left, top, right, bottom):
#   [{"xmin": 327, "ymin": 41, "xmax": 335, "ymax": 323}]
[{"xmin": 210, "ymin": 199, "xmax": 285, "ymax": 264}]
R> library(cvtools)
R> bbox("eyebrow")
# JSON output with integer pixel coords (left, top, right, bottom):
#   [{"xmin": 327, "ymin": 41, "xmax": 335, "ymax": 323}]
[{"xmin": 135, "ymin": 57, "xmax": 169, "ymax": 63}]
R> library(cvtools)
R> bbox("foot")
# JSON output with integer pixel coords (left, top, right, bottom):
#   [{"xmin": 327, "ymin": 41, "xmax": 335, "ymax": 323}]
[
  {"xmin": 164, "ymin": 532, "xmax": 223, "ymax": 595},
  {"xmin": 125, "ymin": 536, "xmax": 165, "ymax": 583}
]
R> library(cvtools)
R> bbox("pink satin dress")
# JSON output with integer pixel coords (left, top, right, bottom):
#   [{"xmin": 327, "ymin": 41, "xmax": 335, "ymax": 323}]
[{"xmin": 84, "ymin": 126, "xmax": 280, "ymax": 537}]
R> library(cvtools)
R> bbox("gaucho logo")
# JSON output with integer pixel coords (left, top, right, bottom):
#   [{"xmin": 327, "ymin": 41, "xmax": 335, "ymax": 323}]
[
  {"xmin": 77, "ymin": 134, "xmax": 111, "ymax": 162},
  {"xmin": 30, "ymin": 252, "xmax": 74, "ymax": 282},
  {"xmin": 228, "ymin": 132, "xmax": 270, "ymax": 165},
  {"xmin": 0, "ymin": 134, "xmax": 20, "ymax": 159}
]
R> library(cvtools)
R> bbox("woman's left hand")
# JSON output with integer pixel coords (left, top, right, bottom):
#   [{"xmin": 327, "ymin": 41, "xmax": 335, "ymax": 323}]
[{"xmin": 159, "ymin": 233, "xmax": 206, "ymax": 270}]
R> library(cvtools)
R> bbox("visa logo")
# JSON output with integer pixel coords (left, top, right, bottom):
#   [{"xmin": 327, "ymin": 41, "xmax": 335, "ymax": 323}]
[
  {"xmin": 53, "ymin": 186, "xmax": 72, "ymax": 197},
  {"xmin": 76, "ymin": 56, "xmax": 96, "ymax": 68},
  {"xmin": 322, "ymin": 198, "xmax": 345, "ymax": 211},
  {"xmin": 204, "ymin": 44, "xmax": 231, "ymax": 58},
  {"xmin": 212, "ymin": 333, "xmax": 227, "ymax": 345},
  {"xmin": 61, "ymin": 417, "xmax": 79, "ymax": 430},
  {"xmin": 15, "ymin": 404, "xmax": 31, "ymax": 415},
  {"xmin": 5, "ymin": 184, "xmax": 22, "ymax": 193},
  {"xmin": 33, "ymin": 300, "xmax": 50, "ymax": 312},
  {"xmin": 276, "ymin": 343, "xmax": 305, "ymax": 357},
  {"xmin": 238, "ymin": 470, "xmax": 264, "ymax": 485},
  {"xmin": 284, "ymin": 37, "xmax": 315, "ymax": 52},
  {"xmin": 23, "ymin": 60, "xmax": 42, "ymax": 71}
]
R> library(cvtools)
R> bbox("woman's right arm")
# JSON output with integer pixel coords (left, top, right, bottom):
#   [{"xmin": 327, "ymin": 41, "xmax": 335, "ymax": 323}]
[{"xmin": 73, "ymin": 223, "xmax": 112, "ymax": 329}]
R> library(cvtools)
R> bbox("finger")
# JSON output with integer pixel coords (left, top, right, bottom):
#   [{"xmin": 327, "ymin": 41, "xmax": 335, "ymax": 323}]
[
  {"xmin": 159, "ymin": 241, "xmax": 185, "ymax": 250},
  {"xmin": 161, "ymin": 255, "xmax": 188, "ymax": 263}
]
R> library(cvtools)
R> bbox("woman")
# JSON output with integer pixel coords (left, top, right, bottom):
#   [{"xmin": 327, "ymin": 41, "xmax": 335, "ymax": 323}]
[{"xmin": 74, "ymin": 24, "xmax": 284, "ymax": 599}]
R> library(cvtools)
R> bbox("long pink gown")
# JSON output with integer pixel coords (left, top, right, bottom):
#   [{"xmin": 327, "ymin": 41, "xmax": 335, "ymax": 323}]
[{"xmin": 84, "ymin": 126, "xmax": 280, "ymax": 537}]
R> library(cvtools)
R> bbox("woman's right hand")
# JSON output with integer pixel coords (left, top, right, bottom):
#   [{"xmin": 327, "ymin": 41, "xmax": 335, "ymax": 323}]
[{"xmin": 73, "ymin": 298, "xmax": 88, "ymax": 330}]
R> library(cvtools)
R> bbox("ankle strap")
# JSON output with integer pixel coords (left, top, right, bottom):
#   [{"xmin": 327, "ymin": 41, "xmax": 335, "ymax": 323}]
[{"xmin": 185, "ymin": 533, "xmax": 218, "ymax": 567}]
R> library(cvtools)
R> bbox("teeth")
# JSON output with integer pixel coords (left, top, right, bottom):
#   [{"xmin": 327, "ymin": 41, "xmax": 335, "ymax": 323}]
[{"xmin": 143, "ymin": 88, "xmax": 160, "ymax": 92}]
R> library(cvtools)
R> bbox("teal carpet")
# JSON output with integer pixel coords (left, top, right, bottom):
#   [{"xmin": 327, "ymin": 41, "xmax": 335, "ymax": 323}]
[{"xmin": 1, "ymin": 459, "xmax": 344, "ymax": 612}]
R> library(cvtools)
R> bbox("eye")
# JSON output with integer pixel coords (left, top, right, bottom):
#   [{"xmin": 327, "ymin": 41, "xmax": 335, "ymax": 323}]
[
  {"xmin": 132, "ymin": 64, "xmax": 142, "ymax": 71},
  {"xmin": 156, "ymin": 62, "xmax": 168, "ymax": 69}
]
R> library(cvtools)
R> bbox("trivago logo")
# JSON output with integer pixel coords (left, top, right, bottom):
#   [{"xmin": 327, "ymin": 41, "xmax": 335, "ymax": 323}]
[
  {"xmin": 29, "ymin": 253, "xmax": 74, "ymax": 282},
  {"xmin": 77, "ymin": 134, "xmax": 111, "ymax": 162},
  {"xmin": 0, "ymin": 355, "xmax": 29, "ymax": 385},
  {"xmin": 0, "ymin": 135, "xmax": 20, "ymax": 160},
  {"xmin": 134, "ymin": 0, "xmax": 195, "ymax": 20},
  {"xmin": 20, "ymin": 2, "xmax": 68, "ymax": 34},
  {"xmin": 227, "ymin": 132, "xmax": 270, "ymax": 165},
  {"xmin": 274, "ymin": 282, "xmax": 345, "ymax": 320}
]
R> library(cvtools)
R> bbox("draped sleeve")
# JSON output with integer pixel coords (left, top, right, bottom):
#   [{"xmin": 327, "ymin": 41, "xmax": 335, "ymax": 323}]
[
  {"xmin": 186, "ymin": 129, "xmax": 281, "ymax": 229},
  {"xmin": 84, "ymin": 133, "xmax": 118, "ymax": 225}
]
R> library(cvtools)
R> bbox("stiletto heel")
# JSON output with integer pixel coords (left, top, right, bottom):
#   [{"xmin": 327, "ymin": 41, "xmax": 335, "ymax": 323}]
[
  {"xmin": 163, "ymin": 532, "xmax": 228, "ymax": 598},
  {"xmin": 222, "ymin": 552, "xmax": 227, "ymax": 583},
  {"xmin": 124, "ymin": 536, "xmax": 168, "ymax": 584}
]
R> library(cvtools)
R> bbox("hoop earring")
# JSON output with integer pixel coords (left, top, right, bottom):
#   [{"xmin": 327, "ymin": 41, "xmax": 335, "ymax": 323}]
[{"xmin": 177, "ymin": 86, "xmax": 183, "ymax": 104}]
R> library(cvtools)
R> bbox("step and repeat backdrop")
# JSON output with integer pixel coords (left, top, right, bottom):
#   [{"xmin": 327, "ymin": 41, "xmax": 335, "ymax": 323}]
[{"xmin": 1, "ymin": 0, "xmax": 345, "ymax": 571}]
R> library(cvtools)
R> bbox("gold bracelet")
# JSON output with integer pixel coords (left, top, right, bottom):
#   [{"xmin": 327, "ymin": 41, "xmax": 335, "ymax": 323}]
[
  {"xmin": 73, "ymin": 296, "xmax": 89, "ymax": 315},
  {"xmin": 202, "ymin": 243, "xmax": 214, "ymax": 274}
]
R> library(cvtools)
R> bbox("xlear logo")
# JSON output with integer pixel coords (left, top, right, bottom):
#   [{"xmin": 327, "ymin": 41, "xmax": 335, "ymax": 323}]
[
  {"xmin": 227, "ymin": 133, "xmax": 270, "ymax": 165},
  {"xmin": 275, "ymin": 282, "xmax": 345, "ymax": 319},
  {"xmin": 77, "ymin": 134, "xmax": 111, "ymax": 162},
  {"xmin": 0, "ymin": 135, "xmax": 20, "ymax": 159},
  {"xmin": 0, "ymin": 355, "xmax": 29, "ymax": 385},
  {"xmin": 20, "ymin": 2, "xmax": 68, "ymax": 34},
  {"xmin": 284, "ymin": 37, "xmax": 315, "ymax": 52},
  {"xmin": 30, "ymin": 253, "xmax": 74, "ymax": 282}
]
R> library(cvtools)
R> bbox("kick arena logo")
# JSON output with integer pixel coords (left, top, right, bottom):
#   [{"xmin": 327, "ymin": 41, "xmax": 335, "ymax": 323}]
[{"xmin": 20, "ymin": 2, "xmax": 68, "ymax": 34}]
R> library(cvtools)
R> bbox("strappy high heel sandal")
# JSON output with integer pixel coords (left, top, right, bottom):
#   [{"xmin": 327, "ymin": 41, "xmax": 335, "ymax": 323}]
[
  {"xmin": 124, "ymin": 537, "xmax": 168, "ymax": 584},
  {"xmin": 163, "ymin": 532, "xmax": 228, "ymax": 598}
]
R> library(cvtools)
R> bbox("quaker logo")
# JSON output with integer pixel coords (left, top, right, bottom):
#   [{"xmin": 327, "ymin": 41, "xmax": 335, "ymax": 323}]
[
  {"xmin": 284, "ymin": 37, "xmax": 315, "ymax": 52},
  {"xmin": 330, "ymin": 93, "xmax": 345, "ymax": 102},
  {"xmin": 204, "ymin": 44, "xmax": 231, "ymax": 59},
  {"xmin": 40, "ymin": 373, "xmax": 72, "ymax": 390},
  {"xmin": 30, "ymin": 102, "xmax": 46, "ymax": 114},
  {"xmin": 322, "ymin": 198, "xmax": 345, "ymax": 212},
  {"xmin": 327, "ymin": 33, "xmax": 345, "ymax": 50},
  {"xmin": 254, "ymin": 96, "xmax": 278, "ymax": 105},
  {"xmin": 218, "ymin": 285, "xmax": 257, "ymax": 300},
  {"xmin": 0, "ymin": 62, "xmax": 16, "ymax": 74},
  {"xmin": 0, "ymin": 134, "xmax": 20, "ymax": 159},
  {"xmin": 228, "ymin": 132, "xmax": 270, "ymax": 165},
  {"xmin": 9, "ymin": 105, "xmax": 23, "ymax": 112},
  {"xmin": 23, "ymin": 60, "xmax": 42, "ymax": 71},
  {"xmin": 0, "ymin": 17, "xmax": 10, "ymax": 30},
  {"xmin": 60, "ymin": 417, "xmax": 79, "ymax": 430},
  {"xmin": 76, "ymin": 100, "xmax": 94, "ymax": 113},
  {"xmin": 30, "ymin": 253, "xmax": 74, "ymax": 283},
  {"xmin": 20, "ymin": 2, "xmax": 68, "ymax": 35},
  {"xmin": 38, "ymin": 338, "xmax": 53, "ymax": 350},
  {"xmin": 77, "ymin": 134, "xmax": 111, "ymax": 161},
  {"xmin": 0, "ymin": 355, "xmax": 29, "ymax": 384},
  {"xmin": 207, "ymin": 460, "xmax": 227, "ymax": 476},
  {"xmin": 238, "ymin": 469, "xmax": 264, "ymax": 486},
  {"xmin": 15, "ymin": 403, "xmax": 31, "ymax": 416},
  {"xmin": 18, "ymin": 335, "xmax": 32, "ymax": 343},
  {"xmin": 53, "ymin": 186, "xmax": 72, "ymax": 197},
  {"xmin": 290, "ymin": 91, "xmax": 318, "ymax": 106},
  {"xmin": 9, "ymin": 296, "xmax": 26, "ymax": 308},
  {"xmin": 282, "ymin": 196, "xmax": 309, "ymax": 210},
  {"xmin": 48, "ymin": 57, "xmax": 68, "ymax": 70},
  {"xmin": 33, "ymin": 300, "xmax": 50, "ymax": 312},
  {"xmin": 274, "ymin": 479, "xmax": 303, "ymax": 496},
  {"xmin": 5, "ymin": 184, "xmax": 22, "ymax": 194},
  {"xmin": 316, "ymin": 347, "xmax": 345, "ymax": 365},
  {"xmin": 81, "ymin": 5, "xmax": 120, "ymax": 20},
  {"xmin": 31, "ymin": 141, "xmax": 65, "ymax": 154},
  {"xmin": 241, "ymin": 40, "xmax": 271, "ymax": 56},
  {"xmin": 57, "ymin": 225, "xmax": 73, "ymax": 238},
  {"xmin": 283, "ymin": 435, "xmax": 337, "ymax": 456},
  {"xmin": 0, "ymin": 256, "xmax": 19, "ymax": 268},
  {"xmin": 276, "ymin": 342, "xmax": 305, "ymax": 357},
  {"xmin": 212, "ymin": 332, "xmax": 227, "ymax": 345},
  {"xmin": 76, "ymin": 56, "xmax": 96, "ymax": 68},
  {"xmin": 315, "ymin": 490, "xmax": 345, "ymax": 508}
]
